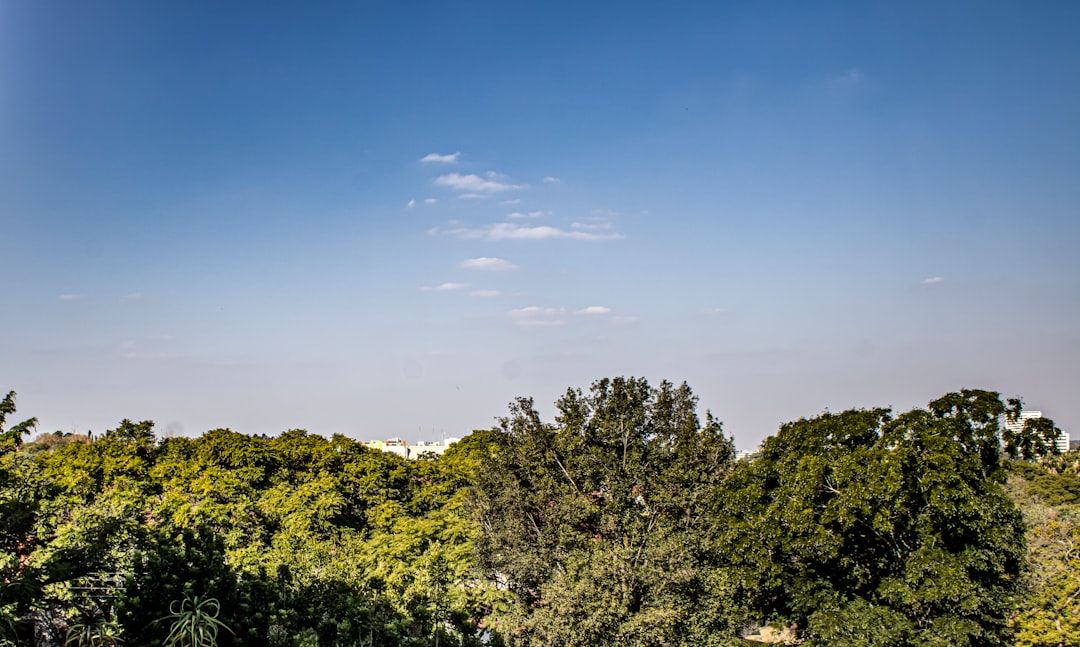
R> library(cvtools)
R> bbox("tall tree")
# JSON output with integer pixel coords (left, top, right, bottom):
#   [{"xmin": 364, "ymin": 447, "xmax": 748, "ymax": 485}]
[
  {"xmin": 0, "ymin": 391, "xmax": 45, "ymax": 645},
  {"xmin": 721, "ymin": 390, "xmax": 1032, "ymax": 646},
  {"xmin": 0, "ymin": 391, "xmax": 37, "ymax": 449},
  {"xmin": 469, "ymin": 377, "xmax": 736, "ymax": 647}
]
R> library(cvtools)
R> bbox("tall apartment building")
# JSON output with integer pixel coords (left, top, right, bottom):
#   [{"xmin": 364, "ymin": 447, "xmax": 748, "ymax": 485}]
[{"xmin": 1004, "ymin": 410, "xmax": 1071, "ymax": 454}]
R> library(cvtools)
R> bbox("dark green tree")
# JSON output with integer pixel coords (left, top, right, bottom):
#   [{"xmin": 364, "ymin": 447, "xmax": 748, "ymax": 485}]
[
  {"xmin": 721, "ymin": 390, "xmax": 1032, "ymax": 646},
  {"xmin": 1002, "ymin": 401, "xmax": 1065, "ymax": 461},
  {"xmin": 0, "ymin": 391, "xmax": 37, "ymax": 450},
  {"xmin": 0, "ymin": 392, "xmax": 46, "ymax": 645},
  {"xmin": 469, "ymin": 377, "xmax": 736, "ymax": 647},
  {"xmin": 1004, "ymin": 464, "xmax": 1080, "ymax": 646}
]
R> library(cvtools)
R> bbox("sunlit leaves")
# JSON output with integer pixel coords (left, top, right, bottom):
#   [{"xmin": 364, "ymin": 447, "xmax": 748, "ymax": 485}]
[
  {"xmin": 722, "ymin": 393, "xmax": 1029, "ymax": 646},
  {"xmin": 470, "ymin": 377, "xmax": 737, "ymax": 647}
]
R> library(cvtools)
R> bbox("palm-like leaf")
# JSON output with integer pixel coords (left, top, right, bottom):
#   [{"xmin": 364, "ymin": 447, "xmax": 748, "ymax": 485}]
[{"xmin": 161, "ymin": 595, "xmax": 233, "ymax": 647}]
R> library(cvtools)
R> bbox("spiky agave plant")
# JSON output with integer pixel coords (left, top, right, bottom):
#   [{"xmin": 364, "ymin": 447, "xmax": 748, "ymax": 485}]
[
  {"xmin": 161, "ymin": 595, "xmax": 233, "ymax": 647},
  {"xmin": 64, "ymin": 617, "xmax": 124, "ymax": 647}
]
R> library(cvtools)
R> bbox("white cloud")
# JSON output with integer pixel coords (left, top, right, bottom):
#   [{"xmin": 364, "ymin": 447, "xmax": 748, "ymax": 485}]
[
  {"xmin": 507, "ymin": 306, "xmax": 567, "ymax": 326},
  {"xmin": 423, "ymin": 198, "xmax": 438, "ymax": 204},
  {"xmin": 446, "ymin": 222, "xmax": 623, "ymax": 241},
  {"xmin": 457, "ymin": 193, "xmax": 485, "ymax": 200},
  {"xmin": 571, "ymin": 221, "xmax": 613, "ymax": 231},
  {"xmin": 407, "ymin": 199, "xmax": 416, "ymax": 208},
  {"xmin": 421, "ymin": 282, "xmax": 468, "ymax": 292},
  {"xmin": 57, "ymin": 294, "xmax": 81, "ymax": 301},
  {"xmin": 461, "ymin": 257, "xmax": 518, "ymax": 271},
  {"xmin": 435, "ymin": 172, "xmax": 526, "ymax": 193},
  {"xmin": 542, "ymin": 176, "xmax": 561, "ymax": 184},
  {"xmin": 508, "ymin": 306, "xmax": 565, "ymax": 321},
  {"xmin": 122, "ymin": 350, "xmax": 176, "ymax": 361},
  {"xmin": 509, "ymin": 307, "xmax": 566, "ymax": 326},
  {"xmin": 575, "ymin": 306, "xmax": 611, "ymax": 315},
  {"xmin": 829, "ymin": 68, "xmax": 862, "ymax": 86},
  {"xmin": 500, "ymin": 199, "xmax": 521, "ymax": 205},
  {"xmin": 611, "ymin": 316, "xmax": 639, "ymax": 325},
  {"xmin": 508, "ymin": 306, "xmax": 565, "ymax": 318},
  {"xmin": 922, "ymin": 276, "xmax": 944, "ymax": 284},
  {"xmin": 420, "ymin": 152, "xmax": 460, "ymax": 164},
  {"xmin": 470, "ymin": 289, "xmax": 501, "ymax": 298},
  {"xmin": 122, "ymin": 292, "xmax": 145, "ymax": 302},
  {"xmin": 507, "ymin": 210, "xmax": 546, "ymax": 219}
]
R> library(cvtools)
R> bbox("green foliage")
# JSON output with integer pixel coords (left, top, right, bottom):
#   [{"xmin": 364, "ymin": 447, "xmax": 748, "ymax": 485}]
[
  {"xmin": 4, "ymin": 383, "xmax": 1074, "ymax": 647},
  {"xmin": 470, "ymin": 377, "xmax": 737, "ymax": 647},
  {"xmin": 1005, "ymin": 462, "xmax": 1080, "ymax": 646},
  {"xmin": 104, "ymin": 420, "xmax": 156, "ymax": 446},
  {"xmin": 1003, "ymin": 400, "xmax": 1065, "ymax": 461},
  {"xmin": 720, "ymin": 390, "xmax": 1031, "ymax": 646},
  {"xmin": 0, "ymin": 391, "xmax": 37, "ymax": 451},
  {"xmin": 160, "ymin": 595, "xmax": 232, "ymax": 647},
  {"xmin": 0, "ymin": 393, "xmax": 52, "ymax": 636},
  {"xmin": 65, "ymin": 616, "xmax": 124, "ymax": 647},
  {"xmin": 1008, "ymin": 460, "xmax": 1080, "ymax": 507}
]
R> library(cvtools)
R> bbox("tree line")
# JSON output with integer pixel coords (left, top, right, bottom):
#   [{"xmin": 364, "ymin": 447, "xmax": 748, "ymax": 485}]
[{"xmin": 0, "ymin": 381, "xmax": 1075, "ymax": 646}]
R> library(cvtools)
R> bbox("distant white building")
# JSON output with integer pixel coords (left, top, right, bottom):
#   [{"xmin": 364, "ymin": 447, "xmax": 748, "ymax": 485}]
[
  {"xmin": 1004, "ymin": 409, "xmax": 1043, "ymax": 435},
  {"xmin": 1057, "ymin": 431, "xmax": 1072, "ymax": 454},
  {"xmin": 1004, "ymin": 410, "xmax": 1070, "ymax": 454},
  {"xmin": 360, "ymin": 437, "xmax": 460, "ymax": 459},
  {"xmin": 408, "ymin": 438, "xmax": 461, "ymax": 458}
]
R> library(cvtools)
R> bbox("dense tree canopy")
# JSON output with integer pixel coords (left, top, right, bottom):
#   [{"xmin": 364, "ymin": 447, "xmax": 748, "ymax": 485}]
[
  {"xmin": 0, "ymin": 397, "xmax": 501, "ymax": 647},
  {"xmin": 1006, "ymin": 458, "xmax": 1080, "ymax": 646},
  {"xmin": 0, "ymin": 383, "xmax": 1074, "ymax": 646},
  {"xmin": 0, "ymin": 391, "xmax": 37, "ymax": 449},
  {"xmin": 468, "ymin": 377, "xmax": 736, "ymax": 647},
  {"xmin": 720, "ymin": 391, "xmax": 1027, "ymax": 646}
]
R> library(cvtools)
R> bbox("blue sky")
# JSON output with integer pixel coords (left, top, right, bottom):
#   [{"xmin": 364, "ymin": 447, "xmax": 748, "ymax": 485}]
[{"xmin": 2, "ymin": 1, "xmax": 1078, "ymax": 448}]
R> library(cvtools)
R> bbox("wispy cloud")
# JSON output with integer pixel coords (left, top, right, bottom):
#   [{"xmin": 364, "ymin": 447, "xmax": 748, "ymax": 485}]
[
  {"xmin": 542, "ymin": 176, "xmax": 561, "ymax": 184},
  {"xmin": 509, "ymin": 306, "xmax": 565, "ymax": 318},
  {"xmin": 443, "ymin": 222, "xmax": 623, "ymax": 241},
  {"xmin": 470, "ymin": 289, "xmax": 501, "ymax": 298},
  {"xmin": 122, "ymin": 293, "xmax": 145, "ymax": 302},
  {"xmin": 423, "ymin": 198, "xmax": 438, "ymax": 204},
  {"xmin": 122, "ymin": 350, "xmax": 177, "ymax": 361},
  {"xmin": 829, "ymin": 67, "xmax": 863, "ymax": 86},
  {"xmin": 435, "ymin": 172, "xmax": 526, "ymax": 194},
  {"xmin": 507, "ymin": 210, "xmax": 546, "ymax": 219},
  {"xmin": 611, "ymin": 316, "xmax": 639, "ymax": 325},
  {"xmin": 500, "ymin": 199, "xmax": 521, "ymax": 205},
  {"xmin": 508, "ymin": 306, "xmax": 566, "ymax": 326},
  {"xmin": 575, "ymin": 306, "xmax": 611, "ymax": 315},
  {"xmin": 407, "ymin": 199, "xmax": 416, "ymax": 208},
  {"xmin": 922, "ymin": 276, "xmax": 944, "ymax": 285},
  {"xmin": 421, "ymin": 282, "xmax": 468, "ymax": 292},
  {"xmin": 420, "ymin": 152, "xmax": 460, "ymax": 164},
  {"xmin": 57, "ymin": 294, "xmax": 81, "ymax": 301},
  {"xmin": 118, "ymin": 339, "xmax": 176, "ymax": 361},
  {"xmin": 461, "ymin": 257, "xmax": 518, "ymax": 271},
  {"xmin": 571, "ymin": 221, "xmax": 613, "ymax": 231}
]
